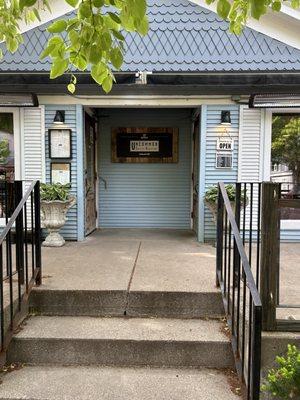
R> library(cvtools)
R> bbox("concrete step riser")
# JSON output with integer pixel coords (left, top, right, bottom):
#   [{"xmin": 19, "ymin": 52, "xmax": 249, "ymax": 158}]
[
  {"xmin": 8, "ymin": 338, "xmax": 233, "ymax": 368},
  {"xmin": 30, "ymin": 290, "xmax": 224, "ymax": 318}
]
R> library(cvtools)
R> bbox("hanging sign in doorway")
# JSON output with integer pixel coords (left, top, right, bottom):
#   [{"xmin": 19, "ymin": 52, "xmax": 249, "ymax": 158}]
[{"xmin": 112, "ymin": 127, "xmax": 178, "ymax": 163}]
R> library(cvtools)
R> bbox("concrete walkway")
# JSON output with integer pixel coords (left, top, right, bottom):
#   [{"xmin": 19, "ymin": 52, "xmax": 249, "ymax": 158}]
[{"xmin": 40, "ymin": 229, "xmax": 218, "ymax": 293}]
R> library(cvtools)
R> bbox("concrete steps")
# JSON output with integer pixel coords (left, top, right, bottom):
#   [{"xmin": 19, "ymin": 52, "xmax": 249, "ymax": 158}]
[
  {"xmin": 29, "ymin": 288, "xmax": 224, "ymax": 318},
  {"xmin": 2, "ymin": 234, "xmax": 238, "ymax": 398},
  {"xmin": 0, "ymin": 365, "xmax": 240, "ymax": 400},
  {"xmin": 7, "ymin": 316, "xmax": 233, "ymax": 368}
]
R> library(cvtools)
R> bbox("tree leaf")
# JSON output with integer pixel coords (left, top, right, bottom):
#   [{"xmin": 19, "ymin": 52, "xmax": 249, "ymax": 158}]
[
  {"xmin": 102, "ymin": 75, "xmax": 113, "ymax": 93},
  {"xmin": 250, "ymin": 0, "xmax": 267, "ymax": 19},
  {"xmin": 20, "ymin": 0, "xmax": 37, "ymax": 10},
  {"xmin": 33, "ymin": 8, "xmax": 41, "ymax": 22},
  {"xmin": 47, "ymin": 20, "xmax": 67, "ymax": 33},
  {"xmin": 64, "ymin": 0, "xmax": 80, "ymax": 7},
  {"xmin": 108, "ymin": 12, "xmax": 121, "ymax": 24},
  {"xmin": 134, "ymin": 0, "xmax": 147, "ymax": 19},
  {"xmin": 79, "ymin": 2, "xmax": 92, "ymax": 18},
  {"xmin": 50, "ymin": 58, "xmax": 69, "ymax": 79},
  {"xmin": 110, "ymin": 47, "xmax": 123, "ymax": 69},
  {"xmin": 272, "ymin": 1, "xmax": 281, "ymax": 11},
  {"xmin": 112, "ymin": 30, "xmax": 125, "ymax": 41},
  {"xmin": 67, "ymin": 83, "xmax": 76, "ymax": 94},
  {"xmin": 91, "ymin": 63, "xmax": 107, "ymax": 85},
  {"xmin": 93, "ymin": 0, "xmax": 105, "ymax": 6},
  {"xmin": 136, "ymin": 15, "xmax": 148, "ymax": 35},
  {"xmin": 40, "ymin": 43, "xmax": 56, "ymax": 59},
  {"xmin": 217, "ymin": 0, "xmax": 231, "ymax": 19}
]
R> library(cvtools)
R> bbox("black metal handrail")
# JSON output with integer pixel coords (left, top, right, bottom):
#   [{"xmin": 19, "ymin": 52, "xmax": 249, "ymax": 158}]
[
  {"xmin": 216, "ymin": 182, "xmax": 262, "ymax": 400},
  {"xmin": 0, "ymin": 180, "xmax": 41, "ymax": 365}
]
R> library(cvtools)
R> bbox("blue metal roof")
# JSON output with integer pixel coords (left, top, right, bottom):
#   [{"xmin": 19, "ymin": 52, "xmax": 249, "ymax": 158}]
[{"xmin": 1, "ymin": 0, "xmax": 300, "ymax": 73}]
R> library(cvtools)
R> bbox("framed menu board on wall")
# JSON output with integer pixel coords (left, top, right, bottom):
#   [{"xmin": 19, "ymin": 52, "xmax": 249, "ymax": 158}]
[
  {"xmin": 111, "ymin": 127, "xmax": 178, "ymax": 163},
  {"xmin": 50, "ymin": 162, "xmax": 71, "ymax": 185},
  {"xmin": 49, "ymin": 129, "xmax": 72, "ymax": 159}
]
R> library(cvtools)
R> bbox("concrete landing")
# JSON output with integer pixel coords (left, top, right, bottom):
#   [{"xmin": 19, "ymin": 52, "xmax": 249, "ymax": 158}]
[
  {"xmin": 0, "ymin": 365, "xmax": 240, "ymax": 400},
  {"xmin": 31, "ymin": 229, "xmax": 223, "ymax": 318},
  {"xmin": 40, "ymin": 229, "xmax": 217, "ymax": 292}
]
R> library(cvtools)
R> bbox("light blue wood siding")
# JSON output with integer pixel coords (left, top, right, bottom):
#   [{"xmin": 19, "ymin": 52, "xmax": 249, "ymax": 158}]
[
  {"xmin": 203, "ymin": 105, "xmax": 240, "ymax": 241},
  {"xmin": 281, "ymin": 230, "xmax": 300, "ymax": 242},
  {"xmin": 98, "ymin": 109, "xmax": 192, "ymax": 228},
  {"xmin": 44, "ymin": 105, "xmax": 78, "ymax": 240}
]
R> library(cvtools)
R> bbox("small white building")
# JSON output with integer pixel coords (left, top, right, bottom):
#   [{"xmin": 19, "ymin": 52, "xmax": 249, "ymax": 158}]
[{"xmin": 0, "ymin": 0, "xmax": 299, "ymax": 242}]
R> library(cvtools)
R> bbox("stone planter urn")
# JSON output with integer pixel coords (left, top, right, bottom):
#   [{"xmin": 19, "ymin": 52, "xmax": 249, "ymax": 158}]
[
  {"xmin": 204, "ymin": 199, "xmax": 235, "ymax": 225},
  {"xmin": 205, "ymin": 198, "xmax": 248, "ymax": 225},
  {"xmin": 41, "ymin": 196, "xmax": 76, "ymax": 247}
]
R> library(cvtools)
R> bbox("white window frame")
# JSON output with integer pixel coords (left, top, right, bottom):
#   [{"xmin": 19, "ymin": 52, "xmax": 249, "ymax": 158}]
[
  {"xmin": 0, "ymin": 107, "xmax": 22, "ymax": 180},
  {"xmin": 0, "ymin": 108, "xmax": 22, "ymax": 227},
  {"xmin": 264, "ymin": 108, "xmax": 300, "ymax": 230}
]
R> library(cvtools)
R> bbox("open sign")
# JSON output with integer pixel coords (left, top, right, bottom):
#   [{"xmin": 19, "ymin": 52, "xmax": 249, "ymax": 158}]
[{"xmin": 217, "ymin": 138, "xmax": 234, "ymax": 151}]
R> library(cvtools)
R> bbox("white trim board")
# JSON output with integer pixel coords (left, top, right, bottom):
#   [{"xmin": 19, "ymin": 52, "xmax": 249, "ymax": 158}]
[
  {"xmin": 39, "ymin": 95, "xmax": 235, "ymax": 107},
  {"xmin": 19, "ymin": 0, "xmax": 74, "ymax": 34}
]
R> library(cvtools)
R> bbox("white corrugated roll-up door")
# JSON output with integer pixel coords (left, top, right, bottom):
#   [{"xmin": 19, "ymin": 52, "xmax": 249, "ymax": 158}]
[{"xmin": 99, "ymin": 109, "xmax": 192, "ymax": 229}]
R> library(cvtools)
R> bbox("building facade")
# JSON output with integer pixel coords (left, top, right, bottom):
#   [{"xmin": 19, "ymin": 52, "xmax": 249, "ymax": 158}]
[{"xmin": 0, "ymin": 0, "xmax": 299, "ymax": 242}]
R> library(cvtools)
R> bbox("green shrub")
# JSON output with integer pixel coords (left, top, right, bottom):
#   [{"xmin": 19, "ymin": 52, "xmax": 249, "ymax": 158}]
[
  {"xmin": 40, "ymin": 183, "xmax": 71, "ymax": 202},
  {"xmin": 0, "ymin": 139, "xmax": 10, "ymax": 164},
  {"xmin": 262, "ymin": 344, "xmax": 300, "ymax": 399},
  {"xmin": 204, "ymin": 184, "xmax": 246, "ymax": 203}
]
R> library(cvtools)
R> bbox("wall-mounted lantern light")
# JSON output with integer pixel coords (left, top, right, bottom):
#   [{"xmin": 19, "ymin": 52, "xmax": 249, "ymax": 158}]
[
  {"xmin": 53, "ymin": 110, "xmax": 65, "ymax": 124},
  {"xmin": 221, "ymin": 110, "xmax": 231, "ymax": 126}
]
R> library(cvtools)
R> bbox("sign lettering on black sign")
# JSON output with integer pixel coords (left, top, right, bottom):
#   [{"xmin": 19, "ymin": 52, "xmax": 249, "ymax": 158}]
[{"xmin": 112, "ymin": 128, "xmax": 178, "ymax": 163}]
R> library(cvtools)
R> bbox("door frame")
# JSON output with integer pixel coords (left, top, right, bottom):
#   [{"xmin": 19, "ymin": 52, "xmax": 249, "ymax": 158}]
[
  {"xmin": 191, "ymin": 111, "xmax": 201, "ymax": 233},
  {"xmin": 84, "ymin": 111, "xmax": 98, "ymax": 235}
]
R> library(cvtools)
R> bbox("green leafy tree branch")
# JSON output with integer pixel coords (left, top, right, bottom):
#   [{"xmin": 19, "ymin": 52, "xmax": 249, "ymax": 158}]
[
  {"xmin": 0, "ymin": 0, "xmax": 299, "ymax": 93},
  {"xmin": 272, "ymin": 116, "xmax": 300, "ymax": 184}
]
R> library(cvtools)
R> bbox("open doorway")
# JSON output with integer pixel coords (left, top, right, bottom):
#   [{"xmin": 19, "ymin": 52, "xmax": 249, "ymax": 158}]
[{"xmin": 83, "ymin": 107, "xmax": 202, "ymax": 240}]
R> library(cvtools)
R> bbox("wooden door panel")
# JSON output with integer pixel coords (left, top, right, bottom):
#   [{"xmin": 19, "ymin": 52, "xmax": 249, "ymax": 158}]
[{"xmin": 85, "ymin": 114, "xmax": 97, "ymax": 235}]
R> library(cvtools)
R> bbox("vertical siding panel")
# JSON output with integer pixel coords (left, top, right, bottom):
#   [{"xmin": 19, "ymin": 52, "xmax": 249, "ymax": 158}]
[
  {"xmin": 23, "ymin": 107, "xmax": 44, "ymax": 182},
  {"xmin": 44, "ymin": 105, "xmax": 78, "ymax": 240},
  {"xmin": 98, "ymin": 109, "xmax": 192, "ymax": 228},
  {"xmin": 238, "ymin": 107, "xmax": 262, "ymax": 182},
  {"xmin": 22, "ymin": 106, "xmax": 44, "ymax": 228},
  {"xmin": 238, "ymin": 106, "xmax": 263, "ymax": 232},
  {"xmin": 204, "ymin": 105, "xmax": 239, "ymax": 241}
]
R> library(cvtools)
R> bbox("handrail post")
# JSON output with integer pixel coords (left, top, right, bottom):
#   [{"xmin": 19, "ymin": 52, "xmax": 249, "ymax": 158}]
[
  {"xmin": 250, "ymin": 305, "xmax": 262, "ymax": 400},
  {"xmin": 34, "ymin": 181, "xmax": 42, "ymax": 286},
  {"xmin": 260, "ymin": 182, "xmax": 280, "ymax": 331},
  {"xmin": 233, "ymin": 183, "xmax": 241, "ymax": 285},
  {"xmin": 216, "ymin": 183, "xmax": 224, "ymax": 287},
  {"xmin": 15, "ymin": 181, "xmax": 24, "ymax": 286}
]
